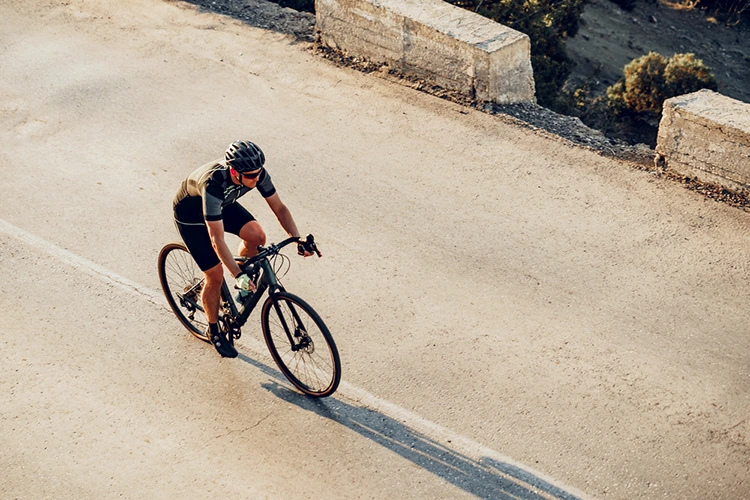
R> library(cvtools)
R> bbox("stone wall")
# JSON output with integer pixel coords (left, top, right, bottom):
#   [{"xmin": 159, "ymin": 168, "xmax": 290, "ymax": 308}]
[
  {"xmin": 657, "ymin": 90, "xmax": 750, "ymax": 194},
  {"xmin": 315, "ymin": 0, "xmax": 536, "ymax": 104}
]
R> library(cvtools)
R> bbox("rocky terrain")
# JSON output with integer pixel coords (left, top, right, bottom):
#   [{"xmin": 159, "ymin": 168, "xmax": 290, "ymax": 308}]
[{"xmin": 567, "ymin": 0, "xmax": 750, "ymax": 105}]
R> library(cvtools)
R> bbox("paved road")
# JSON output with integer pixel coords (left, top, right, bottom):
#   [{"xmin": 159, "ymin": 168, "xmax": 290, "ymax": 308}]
[{"xmin": 1, "ymin": 1, "xmax": 749, "ymax": 498}]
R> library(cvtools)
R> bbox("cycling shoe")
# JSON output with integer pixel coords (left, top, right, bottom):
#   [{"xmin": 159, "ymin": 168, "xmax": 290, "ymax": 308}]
[{"xmin": 208, "ymin": 328, "xmax": 238, "ymax": 358}]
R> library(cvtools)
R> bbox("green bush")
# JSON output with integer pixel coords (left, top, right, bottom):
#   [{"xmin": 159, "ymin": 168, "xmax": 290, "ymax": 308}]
[
  {"xmin": 607, "ymin": 51, "xmax": 717, "ymax": 118},
  {"xmin": 446, "ymin": 0, "xmax": 587, "ymax": 108},
  {"xmin": 607, "ymin": 52, "xmax": 667, "ymax": 117},
  {"xmin": 664, "ymin": 53, "xmax": 718, "ymax": 96}
]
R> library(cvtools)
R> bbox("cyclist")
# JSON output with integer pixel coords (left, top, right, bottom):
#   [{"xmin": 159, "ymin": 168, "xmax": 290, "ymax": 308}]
[{"xmin": 172, "ymin": 141, "xmax": 316, "ymax": 358}]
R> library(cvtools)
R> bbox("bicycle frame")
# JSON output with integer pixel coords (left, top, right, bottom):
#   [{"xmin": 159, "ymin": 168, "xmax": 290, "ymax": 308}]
[
  {"xmin": 179, "ymin": 236, "xmax": 311, "ymax": 348},
  {"xmin": 160, "ymin": 234, "xmax": 339, "ymax": 396},
  {"xmin": 176, "ymin": 254, "xmax": 282, "ymax": 326},
  {"xmin": 232, "ymin": 252, "xmax": 311, "ymax": 352},
  {"xmin": 225, "ymin": 256, "xmax": 284, "ymax": 327}
]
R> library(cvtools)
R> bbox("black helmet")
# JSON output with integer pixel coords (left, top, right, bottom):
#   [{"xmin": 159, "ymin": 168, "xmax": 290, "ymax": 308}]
[{"xmin": 225, "ymin": 141, "xmax": 265, "ymax": 172}]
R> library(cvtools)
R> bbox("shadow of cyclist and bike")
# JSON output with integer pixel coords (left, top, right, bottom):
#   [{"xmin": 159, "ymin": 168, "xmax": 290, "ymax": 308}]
[{"xmin": 237, "ymin": 352, "xmax": 581, "ymax": 500}]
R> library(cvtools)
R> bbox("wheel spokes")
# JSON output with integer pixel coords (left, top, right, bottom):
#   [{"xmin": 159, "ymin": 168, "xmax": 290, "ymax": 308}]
[
  {"xmin": 163, "ymin": 246, "xmax": 209, "ymax": 333},
  {"xmin": 267, "ymin": 300, "xmax": 335, "ymax": 393}
]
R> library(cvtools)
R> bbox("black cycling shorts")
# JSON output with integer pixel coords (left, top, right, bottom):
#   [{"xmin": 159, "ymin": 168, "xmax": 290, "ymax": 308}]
[{"xmin": 173, "ymin": 201, "xmax": 255, "ymax": 272}]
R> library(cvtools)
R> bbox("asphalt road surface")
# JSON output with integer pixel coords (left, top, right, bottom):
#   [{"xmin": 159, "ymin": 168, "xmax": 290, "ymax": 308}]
[{"xmin": 1, "ymin": 1, "xmax": 749, "ymax": 498}]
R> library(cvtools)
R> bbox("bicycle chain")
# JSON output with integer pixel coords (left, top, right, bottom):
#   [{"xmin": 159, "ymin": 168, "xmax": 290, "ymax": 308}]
[{"xmin": 220, "ymin": 312, "xmax": 242, "ymax": 340}]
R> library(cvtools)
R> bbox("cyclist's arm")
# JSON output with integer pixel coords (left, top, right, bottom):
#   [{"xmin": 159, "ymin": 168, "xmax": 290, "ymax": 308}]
[
  {"xmin": 264, "ymin": 193, "xmax": 301, "ymax": 239},
  {"xmin": 206, "ymin": 220, "xmax": 243, "ymax": 277}
]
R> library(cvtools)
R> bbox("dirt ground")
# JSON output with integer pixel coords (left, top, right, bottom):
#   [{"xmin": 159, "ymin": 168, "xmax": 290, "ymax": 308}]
[{"xmin": 566, "ymin": 0, "xmax": 750, "ymax": 105}]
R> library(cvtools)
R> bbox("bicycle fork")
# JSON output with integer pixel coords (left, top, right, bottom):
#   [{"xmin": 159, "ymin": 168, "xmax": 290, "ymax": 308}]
[
  {"xmin": 258, "ymin": 260, "xmax": 304, "ymax": 350},
  {"xmin": 270, "ymin": 296, "xmax": 310, "ymax": 352}
]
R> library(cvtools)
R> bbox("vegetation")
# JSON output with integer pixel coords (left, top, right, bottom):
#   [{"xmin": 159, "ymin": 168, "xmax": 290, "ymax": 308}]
[
  {"xmin": 555, "ymin": 51, "xmax": 718, "ymax": 145},
  {"xmin": 607, "ymin": 51, "xmax": 718, "ymax": 118},
  {"xmin": 446, "ymin": 0, "xmax": 587, "ymax": 109},
  {"xmin": 682, "ymin": 0, "xmax": 748, "ymax": 24},
  {"xmin": 607, "ymin": 0, "xmax": 748, "ymax": 24}
]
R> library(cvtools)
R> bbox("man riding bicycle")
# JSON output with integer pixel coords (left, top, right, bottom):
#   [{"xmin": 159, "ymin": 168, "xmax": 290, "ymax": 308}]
[{"xmin": 173, "ymin": 141, "xmax": 315, "ymax": 358}]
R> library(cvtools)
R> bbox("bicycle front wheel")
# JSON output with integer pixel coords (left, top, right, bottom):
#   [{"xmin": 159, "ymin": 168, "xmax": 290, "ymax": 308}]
[
  {"xmin": 261, "ymin": 292, "xmax": 341, "ymax": 397},
  {"xmin": 158, "ymin": 242, "xmax": 210, "ymax": 342}
]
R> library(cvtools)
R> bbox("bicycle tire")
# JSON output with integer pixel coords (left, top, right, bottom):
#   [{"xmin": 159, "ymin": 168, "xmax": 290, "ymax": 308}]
[
  {"xmin": 158, "ymin": 242, "xmax": 210, "ymax": 342},
  {"xmin": 261, "ymin": 292, "xmax": 341, "ymax": 397}
]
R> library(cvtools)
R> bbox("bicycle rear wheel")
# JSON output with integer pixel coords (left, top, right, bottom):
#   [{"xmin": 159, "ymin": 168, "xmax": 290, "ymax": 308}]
[
  {"xmin": 261, "ymin": 292, "xmax": 341, "ymax": 397},
  {"xmin": 158, "ymin": 242, "xmax": 210, "ymax": 342}
]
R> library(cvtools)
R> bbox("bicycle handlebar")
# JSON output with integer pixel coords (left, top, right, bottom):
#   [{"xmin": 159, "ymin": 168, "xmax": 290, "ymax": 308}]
[{"xmin": 237, "ymin": 234, "xmax": 320, "ymax": 270}]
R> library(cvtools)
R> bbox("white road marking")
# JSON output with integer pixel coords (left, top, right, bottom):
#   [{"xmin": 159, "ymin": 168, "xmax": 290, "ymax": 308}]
[
  {"xmin": 0, "ymin": 217, "xmax": 592, "ymax": 500},
  {"xmin": 0, "ymin": 218, "xmax": 167, "ymax": 308}
]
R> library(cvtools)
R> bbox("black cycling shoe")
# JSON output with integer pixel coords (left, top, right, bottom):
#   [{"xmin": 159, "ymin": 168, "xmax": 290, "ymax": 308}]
[{"xmin": 208, "ymin": 328, "xmax": 238, "ymax": 358}]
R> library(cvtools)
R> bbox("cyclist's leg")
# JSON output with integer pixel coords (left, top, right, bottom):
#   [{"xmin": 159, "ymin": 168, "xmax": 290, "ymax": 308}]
[
  {"xmin": 223, "ymin": 203, "xmax": 265, "ymax": 259},
  {"xmin": 193, "ymin": 259, "xmax": 237, "ymax": 357},
  {"xmin": 238, "ymin": 221, "xmax": 265, "ymax": 258},
  {"xmin": 174, "ymin": 203, "xmax": 238, "ymax": 357},
  {"xmin": 200, "ymin": 263, "xmax": 223, "ymax": 324},
  {"xmin": 173, "ymin": 213, "xmax": 223, "ymax": 324}
]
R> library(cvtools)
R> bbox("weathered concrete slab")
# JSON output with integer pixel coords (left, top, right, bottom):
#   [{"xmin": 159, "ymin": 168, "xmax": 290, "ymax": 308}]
[
  {"xmin": 657, "ymin": 89, "xmax": 750, "ymax": 193},
  {"xmin": 315, "ymin": 0, "xmax": 536, "ymax": 103}
]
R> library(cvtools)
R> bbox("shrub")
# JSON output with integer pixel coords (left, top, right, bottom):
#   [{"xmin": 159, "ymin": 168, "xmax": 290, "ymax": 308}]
[
  {"xmin": 607, "ymin": 52, "xmax": 668, "ymax": 117},
  {"xmin": 674, "ymin": 0, "xmax": 749, "ymax": 26},
  {"xmin": 664, "ymin": 53, "xmax": 718, "ymax": 96},
  {"xmin": 605, "ymin": 0, "xmax": 748, "ymax": 24},
  {"xmin": 607, "ymin": 51, "xmax": 717, "ymax": 118}
]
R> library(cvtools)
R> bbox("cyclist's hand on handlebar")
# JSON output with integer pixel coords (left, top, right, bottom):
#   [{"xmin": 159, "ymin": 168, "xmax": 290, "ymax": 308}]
[
  {"xmin": 297, "ymin": 234, "xmax": 321, "ymax": 258},
  {"xmin": 234, "ymin": 272, "xmax": 257, "ymax": 293}
]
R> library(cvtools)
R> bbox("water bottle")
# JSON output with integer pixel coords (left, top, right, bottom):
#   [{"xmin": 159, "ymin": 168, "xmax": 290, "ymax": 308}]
[
  {"xmin": 235, "ymin": 288, "xmax": 251, "ymax": 305},
  {"xmin": 234, "ymin": 263, "xmax": 257, "ymax": 305}
]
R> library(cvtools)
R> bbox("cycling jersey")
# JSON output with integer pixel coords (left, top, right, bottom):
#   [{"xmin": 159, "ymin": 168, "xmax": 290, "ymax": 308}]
[{"xmin": 173, "ymin": 160, "xmax": 276, "ymax": 223}]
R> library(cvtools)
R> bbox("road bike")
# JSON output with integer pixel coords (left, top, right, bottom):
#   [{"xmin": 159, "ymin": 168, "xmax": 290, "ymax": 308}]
[{"xmin": 157, "ymin": 236, "xmax": 341, "ymax": 397}]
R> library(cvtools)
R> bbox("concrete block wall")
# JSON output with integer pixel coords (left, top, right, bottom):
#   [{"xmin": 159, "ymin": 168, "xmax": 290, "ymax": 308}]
[
  {"xmin": 657, "ymin": 90, "xmax": 750, "ymax": 194},
  {"xmin": 315, "ymin": 0, "xmax": 536, "ymax": 104}
]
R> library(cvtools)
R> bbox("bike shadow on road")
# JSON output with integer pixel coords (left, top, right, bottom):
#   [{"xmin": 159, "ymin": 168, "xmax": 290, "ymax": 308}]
[{"xmin": 236, "ymin": 353, "xmax": 581, "ymax": 500}]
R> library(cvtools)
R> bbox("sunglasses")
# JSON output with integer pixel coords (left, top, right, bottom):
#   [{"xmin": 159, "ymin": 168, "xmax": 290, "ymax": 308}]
[{"xmin": 239, "ymin": 168, "xmax": 263, "ymax": 180}]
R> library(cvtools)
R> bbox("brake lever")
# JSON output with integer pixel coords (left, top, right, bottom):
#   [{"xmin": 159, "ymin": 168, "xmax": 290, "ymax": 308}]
[{"xmin": 305, "ymin": 234, "xmax": 322, "ymax": 258}]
